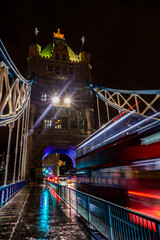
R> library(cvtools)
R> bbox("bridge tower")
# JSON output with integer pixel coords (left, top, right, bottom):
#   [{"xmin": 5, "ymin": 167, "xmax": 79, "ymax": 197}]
[{"xmin": 27, "ymin": 29, "xmax": 94, "ymax": 181}]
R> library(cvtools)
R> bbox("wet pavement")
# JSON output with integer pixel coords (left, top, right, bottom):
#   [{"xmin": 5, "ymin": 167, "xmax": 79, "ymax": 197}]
[{"xmin": 0, "ymin": 185, "xmax": 94, "ymax": 240}]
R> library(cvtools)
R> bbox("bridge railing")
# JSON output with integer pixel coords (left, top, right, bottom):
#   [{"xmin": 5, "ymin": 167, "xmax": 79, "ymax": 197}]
[
  {"xmin": 47, "ymin": 181, "xmax": 160, "ymax": 240},
  {"xmin": 0, "ymin": 180, "xmax": 25, "ymax": 208}
]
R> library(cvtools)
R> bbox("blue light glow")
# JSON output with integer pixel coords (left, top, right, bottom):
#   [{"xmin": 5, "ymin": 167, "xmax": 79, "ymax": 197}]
[
  {"xmin": 45, "ymin": 169, "xmax": 49, "ymax": 174},
  {"xmin": 42, "ymin": 145, "xmax": 76, "ymax": 168},
  {"xmin": 39, "ymin": 189, "xmax": 50, "ymax": 233}
]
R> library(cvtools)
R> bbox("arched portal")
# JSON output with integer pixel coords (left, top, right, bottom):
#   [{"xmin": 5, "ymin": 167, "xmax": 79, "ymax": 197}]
[{"xmin": 42, "ymin": 145, "xmax": 76, "ymax": 168}]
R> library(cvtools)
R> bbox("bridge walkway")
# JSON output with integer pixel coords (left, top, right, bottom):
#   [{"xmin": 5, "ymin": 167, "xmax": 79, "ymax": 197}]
[{"xmin": 0, "ymin": 185, "xmax": 94, "ymax": 240}]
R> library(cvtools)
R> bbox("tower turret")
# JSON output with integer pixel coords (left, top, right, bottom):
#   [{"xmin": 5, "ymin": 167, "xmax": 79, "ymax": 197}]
[
  {"xmin": 28, "ymin": 28, "xmax": 41, "ymax": 57},
  {"xmin": 79, "ymin": 36, "xmax": 90, "ymax": 63}
]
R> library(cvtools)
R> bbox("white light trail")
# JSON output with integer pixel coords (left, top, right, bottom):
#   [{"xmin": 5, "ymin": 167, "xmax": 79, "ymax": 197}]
[
  {"xmin": 77, "ymin": 110, "xmax": 135, "ymax": 149},
  {"xmin": 91, "ymin": 111, "xmax": 160, "ymax": 150}
]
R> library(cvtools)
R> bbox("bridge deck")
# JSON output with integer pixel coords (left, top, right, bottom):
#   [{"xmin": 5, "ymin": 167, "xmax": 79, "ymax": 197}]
[{"xmin": 0, "ymin": 185, "xmax": 93, "ymax": 240}]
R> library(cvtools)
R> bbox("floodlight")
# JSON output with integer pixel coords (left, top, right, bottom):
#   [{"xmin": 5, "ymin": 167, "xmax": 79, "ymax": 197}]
[
  {"xmin": 64, "ymin": 97, "xmax": 71, "ymax": 104},
  {"xmin": 52, "ymin": 96, "xmax": 60, "ymax": 103}
]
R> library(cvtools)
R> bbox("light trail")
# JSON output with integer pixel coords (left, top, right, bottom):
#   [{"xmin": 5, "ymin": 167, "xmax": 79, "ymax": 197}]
[
  {"xmin": 77, "ymin": 110, "xmax": 135, "ymax": 149},
  {"xmin": 91, "ymin": 111, "xmax": 160, "ymax": 150},
  {"xmin": 113, "ymin": 101, "xmax": 141, "ymax": 121},
  {"xmin": 128, "ymin": 191, "xmax": 160, "ymax": 200}
]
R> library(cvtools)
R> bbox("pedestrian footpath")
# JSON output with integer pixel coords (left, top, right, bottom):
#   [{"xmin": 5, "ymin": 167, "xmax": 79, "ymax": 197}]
[{"xmin": 0, "ymin": 185, "xmax": 94, "ymax": 240}]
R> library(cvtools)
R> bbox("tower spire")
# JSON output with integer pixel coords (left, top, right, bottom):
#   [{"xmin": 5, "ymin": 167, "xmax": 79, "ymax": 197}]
[
  {"xmin": 30, "ymin": 27, "xmax": 39, "ymax": 44},
  {"xmin": 35, "ymin": 27, "xmax": 39, "ymax": 36},
  {"xmin": 80, "ymin": 36, "xmax": 89, "ymax": 53}
]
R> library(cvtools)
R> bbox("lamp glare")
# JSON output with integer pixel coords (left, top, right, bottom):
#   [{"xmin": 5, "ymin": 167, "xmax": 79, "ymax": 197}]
[
  {"xmin": 52, "ymin": 96, "xmax": 59, "ymax": 103},
  {"xmin": 64, "ymin": 98, "xmax": 71, "ymax": 104}
]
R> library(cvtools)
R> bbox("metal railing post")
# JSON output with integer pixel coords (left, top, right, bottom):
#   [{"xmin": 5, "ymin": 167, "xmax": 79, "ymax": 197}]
[
  {"xmin": 4, "ymin": 123, "xmax": 14, "ymax": 186},
  {"xmin": 108, "ymin": 204, "xmax": 114, "ymax": 240},
  {"xmin": 13, "ymin": 117, "xmax": 21, "ymax": 183},
  {"xmin": 156, "ymin": 223, "xmax": 160, "ymax": 240},
  {"xmin": 76, "ymin": 192, "xmax": 78, "ymax": 214},
  {"xmin": 87, "ymin": 196, "xmax": 91, "ymax": 231}
]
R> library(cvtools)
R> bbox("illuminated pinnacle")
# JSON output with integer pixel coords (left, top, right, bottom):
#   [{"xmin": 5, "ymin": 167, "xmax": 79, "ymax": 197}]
[
  {"xmin": 35, "ymin": 27, "xmax": 39, "ymax": 36},
  {"xmin": 54, "ymin": 28, "xmax": 64, "ymax": 39},
  {"xmin": 81, "ymin": 36, "xmax": 85, "ymax": 45}
]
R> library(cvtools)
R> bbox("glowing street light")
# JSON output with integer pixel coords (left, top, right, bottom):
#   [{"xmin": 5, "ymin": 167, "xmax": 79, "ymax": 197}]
[
  {"xmin": 52, "ymin": 96, "xmax": 60, "ymax": 104},
  {"xmin": 64, "ymin": 97, "xmax": 71, "ymax": 104}
]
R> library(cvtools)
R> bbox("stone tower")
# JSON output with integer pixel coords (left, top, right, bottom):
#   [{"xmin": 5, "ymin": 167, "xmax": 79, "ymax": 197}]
[{"xmin": 27, "ymin": 28, "xmax": 94, "ymax": 181}]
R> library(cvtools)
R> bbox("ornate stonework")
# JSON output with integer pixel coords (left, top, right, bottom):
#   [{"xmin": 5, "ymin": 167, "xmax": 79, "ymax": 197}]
[
  {"xmin": 54, "ymin": 28, "xmax": 64, "ymax": 39},
  {"xmin": 27, "ymin": 30, "xmax": 94, "ymax": 181}
]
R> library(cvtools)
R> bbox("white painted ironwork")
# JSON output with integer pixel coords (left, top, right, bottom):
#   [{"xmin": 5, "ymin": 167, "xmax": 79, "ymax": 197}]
[
  {"xmin": 89, "ymin": 82, "xmax": 160, "ymax": 121},
  {"xmin": 0, "ymin": 39, "xmax": 32, "ymax": 126},
  {"xmin": 13, "ymin": 117, "xmax": 20, "ymax": 183},
  {"xmin": 0, "ymin": 39, "xmax": 33, "ymax": 185},
  {"xmin": 0, "ymin": 61, "xmax": 32, "ymax": 126}
]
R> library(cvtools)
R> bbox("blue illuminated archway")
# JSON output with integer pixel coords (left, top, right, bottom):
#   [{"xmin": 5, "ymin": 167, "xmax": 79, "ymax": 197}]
[{"xmin": 42, "ymin": 145, "xmax": 76, "ymax": 168}]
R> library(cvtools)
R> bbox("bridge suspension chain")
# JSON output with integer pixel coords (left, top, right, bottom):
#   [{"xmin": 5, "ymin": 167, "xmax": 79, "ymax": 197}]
[
  {"xmin": 0, "ymin": 39, "xmax": 33, "ymax": 186},
  {"xmin": 0, "ymin": 40, "xmax": 32, "ymax": 126}
]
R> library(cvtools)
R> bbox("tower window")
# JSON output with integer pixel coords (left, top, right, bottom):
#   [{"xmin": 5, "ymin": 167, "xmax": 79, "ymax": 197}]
[
  {"xmin": 41, "ymin": 94, "xmax": 47, "ymax": 101},
  {"xmin": 69, "ymin": 68, "xmax": 73, "ymax": 74},
  {"xmin": 54, "ymin": 119, "xmax": 62, "ymax": 129},
  {"xmin": 62, "ymin": 54, "xmax": 66, "ymax": 61},
  {"xmin": 48, "ymin": 66, "xmax": 53, "ymax": 72},
  {"xmin": 55, "ymin": 66, "xmax": 60, "ymax": 74},
  {"xmin": 62, "ymin": 67, "xmax": 67, "ymax": 75},
  {"xmin": 71, "ymin": 120, "xmax": 77, "ymax": 129},
  {"xmin": 54, "ymin": 117, "xmax": 67, "ymax": 129},
  {"xmin": 55, "ymin": 53, "xmax": 59, "ymax": 60},
  {"xmin": 44, "ymin": 119, "xmax": 52, "ymax": 128}
]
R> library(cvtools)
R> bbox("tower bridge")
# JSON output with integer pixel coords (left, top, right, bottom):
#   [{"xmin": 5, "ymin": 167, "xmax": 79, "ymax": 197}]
[{"xmin": 0, "ymin": 30, "xmax": 160, "ymax": 239}]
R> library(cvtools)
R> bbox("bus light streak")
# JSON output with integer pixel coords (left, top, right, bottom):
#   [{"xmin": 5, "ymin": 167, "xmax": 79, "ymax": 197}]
[
  {"xmin": 78, "ymin": 110, "xmax": 135, "ymax": 149},
  {"xmin": 128, "ymin": 191, "xmax": 160, "ymax": 200},
  {"xmin": 91, "ymin": 111, "xmax": 160, "ymax": 150}
]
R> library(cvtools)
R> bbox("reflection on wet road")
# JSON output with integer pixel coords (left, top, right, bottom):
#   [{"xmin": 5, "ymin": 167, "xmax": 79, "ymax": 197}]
[{"xmin": 0, "ymin": 185, "xmax": 93, "ymax": 239}]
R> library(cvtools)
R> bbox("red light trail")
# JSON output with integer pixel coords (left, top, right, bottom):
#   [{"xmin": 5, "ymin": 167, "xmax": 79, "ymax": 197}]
[
  {"xmin": 113, "ymin": 101, "xmax": 141, "ymax": 121},
  {"xmin": 128, "ymin": 190, "xmax": 160, "ymax": 200}
]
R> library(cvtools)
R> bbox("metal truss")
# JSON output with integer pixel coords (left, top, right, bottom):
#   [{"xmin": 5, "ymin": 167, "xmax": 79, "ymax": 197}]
[
  {"xmin": 0, "ymin": 39, "xmax": 33, "ymax": 185},
  {"xmin": 89, "ymin": 82, "xmax": 160, "ymax": 122},
  {"xmin": 0, "ymin": 40, "xmax": 33, "ymax": 126}
]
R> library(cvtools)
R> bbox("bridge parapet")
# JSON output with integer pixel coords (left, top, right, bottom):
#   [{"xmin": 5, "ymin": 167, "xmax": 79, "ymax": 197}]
[{"xmin": 47, "ymin": 181, "xmax": 160, "ymax": 240}]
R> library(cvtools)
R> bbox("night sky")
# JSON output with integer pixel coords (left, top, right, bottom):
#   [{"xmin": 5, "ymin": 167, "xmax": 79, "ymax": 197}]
[
  {"xmin": 0, "ymin": 0, "xmax": 160, "ymax": 179},
  {"xmin": 1, "ymin": 1, "xmax": 160, "ymax": 90}
]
